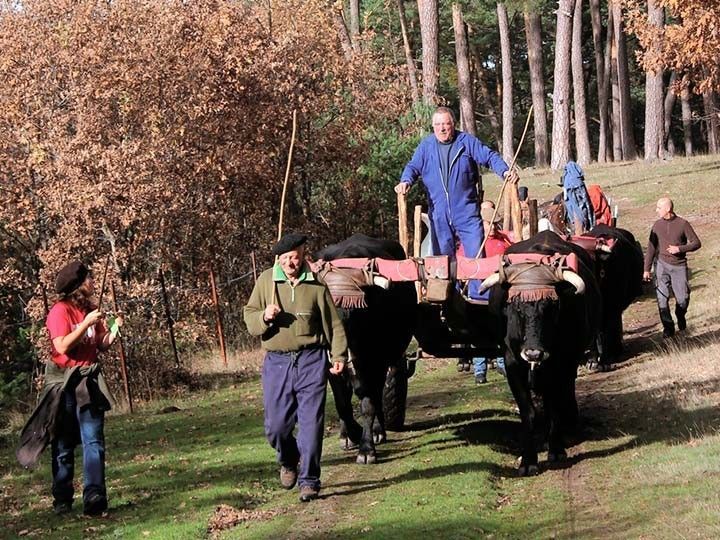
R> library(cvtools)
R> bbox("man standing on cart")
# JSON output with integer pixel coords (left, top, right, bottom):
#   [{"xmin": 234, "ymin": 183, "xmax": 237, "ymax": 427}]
[{"xmin": 394, "ymin": 107, "xmax": 518, "ymax": 300}]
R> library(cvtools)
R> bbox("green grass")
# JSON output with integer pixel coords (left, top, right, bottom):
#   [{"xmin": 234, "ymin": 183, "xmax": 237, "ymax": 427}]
[{"xmin": 3, "ymin": 156, "xmax": 720, "ymax": 539}]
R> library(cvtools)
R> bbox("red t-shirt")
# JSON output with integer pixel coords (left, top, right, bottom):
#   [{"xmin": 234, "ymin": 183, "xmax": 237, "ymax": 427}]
[
  {"xmin": 485, "ymin": 231, "xmax": 513, "ymax": 257},
  {"xmin": 46, "ymin": 301, "xmax": 103, "ymax": 368}
]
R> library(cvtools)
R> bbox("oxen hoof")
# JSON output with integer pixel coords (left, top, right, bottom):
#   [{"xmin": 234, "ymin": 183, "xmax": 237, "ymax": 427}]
[
  {"xmin": 356, "ymin": 452, "xmax": 377, "ymax": 465},
  {"xmin": 373, "ymin": 431, "xmax": 386, "ymax": 445},
  {"xmin": 517, "ymin": 464, "xmax": 539, "ymax": 477},
  {"xmin": 340, "ymin": 437, "xmax": 359, "ymax": 451},
  {"xmin": 547, "ymin": 450, "xmax": 568, "ymax": 463},
  {"xmin": 586, "ymin": 359, "xmax": 600, "ymax": 372}
]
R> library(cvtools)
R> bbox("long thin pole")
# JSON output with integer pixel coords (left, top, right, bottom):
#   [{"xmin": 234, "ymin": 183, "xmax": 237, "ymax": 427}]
[
  {"xmin": 111, "ymin": 281, "xmax": 133, "ymax": 413},
  {"xmin": 476, "ymin": 105, "xmax": 534, "ymax": 259},
  {"xmin": 158, "ymin": 267, "xmax": 181, "ymax": 369},
  {"xmin": 277, "ymin": 109, "xmax": 298, "ymax": 242},
  {"xmin": 274, "ymin": 109, "xmax": 298, "ymax": 306},
  {"xmin": 250, "ymin": 251, "xmax": 258, "ymax": 283},
  {"xmin": 209, "ymin": 266, "xmax": 228, "ymax": 367},
  {"xmin": 97, "ymin": 253, "xmax": 112, "ymax": 309},
  {"xmin": 461, "ymin": 106, "xmax": 534, "ymax": 296}
]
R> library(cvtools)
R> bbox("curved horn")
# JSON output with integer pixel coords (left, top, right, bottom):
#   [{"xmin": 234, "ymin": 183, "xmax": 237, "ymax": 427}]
[
  {"xmin": 561, "ymin": 270, "xmax": 585, "ymax": 294},
  {"xmin": 372, "ymin": 275, "xmax": 390, "ymax": 289},
  {"xmin": 479, "ymin": 272, "xmax": 501, "ymax": 293}
]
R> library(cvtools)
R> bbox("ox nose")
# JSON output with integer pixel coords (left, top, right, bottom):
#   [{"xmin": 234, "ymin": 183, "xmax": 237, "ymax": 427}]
[{"xmin": 521, "ymin": 349, "xmax": 544, "ymax": 362}]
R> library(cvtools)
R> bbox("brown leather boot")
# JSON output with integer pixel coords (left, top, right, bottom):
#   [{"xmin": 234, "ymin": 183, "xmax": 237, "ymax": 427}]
[
  {"xmin": 299, "ymin": 485, "xmax": 319, "ymax": 502},
  {"xmin": 280, "ymin": 466, "xmax": 298, "ymax": 490}
]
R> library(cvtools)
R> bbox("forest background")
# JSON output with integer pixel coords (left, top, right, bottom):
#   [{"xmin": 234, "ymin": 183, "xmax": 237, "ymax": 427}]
[{"xmin": 1, "ymin": 0, "xmax": 718, "ymax": 419}]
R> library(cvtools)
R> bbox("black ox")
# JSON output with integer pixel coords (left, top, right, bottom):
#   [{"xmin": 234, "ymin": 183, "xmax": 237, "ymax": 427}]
[
  {"xmin": 316, "ymin": 234, "xmax": 416, "ymax": 464},
  {"xmin": 585, "ymin": 224, "xmax": 644, "ymax": 368},
  {"xmin": 481, "ymin": 231, "xmax": 601, "ymax": 475}
]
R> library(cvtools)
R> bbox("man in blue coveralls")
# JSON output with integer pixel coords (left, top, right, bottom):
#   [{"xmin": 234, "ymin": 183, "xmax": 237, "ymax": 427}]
[{"xmin": 394, "ymin": 107, "xmax": 519, "ymax": 299}]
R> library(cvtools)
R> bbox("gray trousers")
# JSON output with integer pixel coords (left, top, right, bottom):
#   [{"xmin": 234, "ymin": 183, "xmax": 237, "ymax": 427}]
[
  {"xmin": 655, "ymin": 259, "xmax": 690, "ymax": 332},
  {"xmin": 262, "ymin": 348, "xmax": 327, "ymax": 490}
]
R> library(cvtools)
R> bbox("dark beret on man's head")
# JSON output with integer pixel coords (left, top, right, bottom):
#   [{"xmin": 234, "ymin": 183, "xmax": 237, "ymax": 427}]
[
  {"xmin": 272, "ymin": 233, "xmax": 308, "ymax": 256},
  {"xmin": 55, "ymin": 260, "xmax": 89, "ymax": 295}
]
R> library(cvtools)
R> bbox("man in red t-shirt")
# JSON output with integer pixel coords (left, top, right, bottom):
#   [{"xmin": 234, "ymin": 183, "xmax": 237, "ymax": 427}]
[
  {"xmin": 462, "ymin": 202, "xmax": 511, "ymax": 383},
  {"xmin": 45, "ymin": 260, "xmax": 123, "ymax": 516}
]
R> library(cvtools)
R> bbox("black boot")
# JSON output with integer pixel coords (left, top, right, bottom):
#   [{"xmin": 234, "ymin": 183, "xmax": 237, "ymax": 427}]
[
  {"xmin": 676, "ymin": 305, "xmax": 688, "ymax": 332},
  {"xmin": 659, "ymin": 308, "xmax": 675, "ymax": 338}
]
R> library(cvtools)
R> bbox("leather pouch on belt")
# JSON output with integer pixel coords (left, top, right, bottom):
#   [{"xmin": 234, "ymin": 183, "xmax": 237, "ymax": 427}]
[{"xmin": 425, "ymin": 278, "xmax": 451, "ymax": 302}]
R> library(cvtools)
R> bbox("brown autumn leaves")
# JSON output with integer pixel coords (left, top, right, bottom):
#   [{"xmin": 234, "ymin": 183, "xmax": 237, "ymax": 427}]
[{"xmin": 0, "ymin": 0, "xmax": 407, "ymax": 393}]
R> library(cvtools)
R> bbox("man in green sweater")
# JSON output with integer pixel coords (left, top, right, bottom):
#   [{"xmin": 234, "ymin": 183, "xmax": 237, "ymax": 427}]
[
  {"xmin": 643, "ymin": 197, "xmax": 702, "ymax": 338},
  {"xmin": 243, "ymin": 233, "xmax": 347, "ymax": 502}
]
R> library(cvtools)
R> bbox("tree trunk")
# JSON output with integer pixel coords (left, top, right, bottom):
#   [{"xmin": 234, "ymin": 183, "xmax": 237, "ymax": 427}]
[
  {"xmin": 609, "ymin": 6, "xmax": 622, "ymax": 161},
  {"xmin": 349, "ymin": 0, "xmax": 361, "ymax": 51},
  {"xmin": 417, "ymin": 0, "xmax": 439, "ymax": 106},
  {"xmin": 604, "ymin": 6, "xmax": 616, "ymax": 161},
  {"xmin": 572, "ymin": 0, "xmax": 592, "ymax": 165},
  {"xmin": 589, "ymin": 0, "xmax": 609, "ymax": 162},
  {"xmin": 497, "ymin": 2, "xmax": 514, "ymax": 163},
  {"xmin": 472, "ymin": 48, "xmax": 503, "ymax": 146},
  {"xmin": 453, "ymin": 4, "xmax": 475, "ymax": 135},
  {"xmin": 663, "ymin": 71, "xmax": 677, "ymax": 156},
  {"xmin": 551, "ymin": 0, "xmax": 575, "ymax": 170},
  {"xmin": 644, "ymin": 0, "xmax": 664, "ymax": 161},
  {"xmin": 397, "ymin": 0, "xmax": 421, "ymax": 107},
  {"xmin": 612, "ymin": 0, "xmax": 638, "ymax": 160},
  {"xmin": 334, "ymin": 8, "xmax": 354, "ymax": 61},
  {"xmin": 703, "ymin": 90, "xmax": 719, "ymax": 154},
  {"xmin": 523, "ymin": 8, "xmax": 549, "ymax": 167},
  {"xmin": 681, "ymin": 84, "xmax": 693, "ymax": 156}
]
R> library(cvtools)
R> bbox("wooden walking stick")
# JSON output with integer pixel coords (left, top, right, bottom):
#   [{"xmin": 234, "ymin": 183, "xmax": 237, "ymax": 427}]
[
  {"xmin": 273, "ymin": 109, "xmax": 298, "ymax": 306},
  {"xmin": 461, "ymin": 105, "xmax": 534, "ymax": 295},
  {"xmin": 97, "ymin": 253, "xmax": 112, "ymax": 309},
  {"xmin": 111, "ymin": 281, "xmax": 133, "ymax": 413}
]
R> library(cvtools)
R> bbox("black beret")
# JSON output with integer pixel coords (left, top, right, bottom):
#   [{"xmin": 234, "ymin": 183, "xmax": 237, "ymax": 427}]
[
  {"xmin": 55, "ymin": 260, "xmax": 89, "ymax": 295},
  {"xmin": 272, "ymin": 233, "xmax": 308, "ymax": 256}
]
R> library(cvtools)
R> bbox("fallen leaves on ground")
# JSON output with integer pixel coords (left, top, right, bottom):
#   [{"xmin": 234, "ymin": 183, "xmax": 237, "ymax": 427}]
[{"xmin": 207, "ymin": 503, "xmax": 280, "ymax": 535}]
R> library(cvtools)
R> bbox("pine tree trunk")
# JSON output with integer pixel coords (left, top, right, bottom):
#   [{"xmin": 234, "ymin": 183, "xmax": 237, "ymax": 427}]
[
  {"xmin": 472, "ymin": 48, "xmax": 503, "ymax": 147},
  {"xmin": 612, "ymin": 0, "xmax": 638, "ymax": 160},
  {"xmin": 681, "ymin": 84, "xmax": 693, "ymax": 157},
  {"xmin": 572, "ymin": 0, "xmax": 592, "ymax": 165},
  {"xmin": 523, "ymin": 9, "xmax": 549, "ymax": 167},
  {"xmin": 417, "ymin": 0, "xmax": 439, "ymax": 106},
  {"xmin": 643, "ymin": 0, "xmax": 664, "ymax": 161},
  {"xmin": 589, "ymin": 0, "xmax": 609, "ymax": 162},
  {"xmin": 453, "ymin": 4, "xmax": 475, "ymax": 135},
  {"xmin": 703, "ymin": 90, "xmax": 719, "ymax": 154},
  {"xmin": 664, "ymin": 71, "xmax": 677, "ymax": 156},
  {"xmin": 604, "ymin": 6, "xmax": 615, "ymax": 161},
  {"xmin": 349, "ymin": 0, "xmax": 361, "ymax": 51},
  {"xmin": 551, "ymin": 0, "xmax": 575, "ymax": 170},
  {"xmin": 397, "ymin": 0, "xmax": 421, "ymax": 107},
  {"xmin": 609, "ymin": 6, "xmax": 623, "ymax": 161},
  {"xmin": 334, "ymin": 8, "xmax": 354, "ymax": 61},
  {"xmin": 497, "ymin": 2, "xmax": 514, "ymax": 163}
]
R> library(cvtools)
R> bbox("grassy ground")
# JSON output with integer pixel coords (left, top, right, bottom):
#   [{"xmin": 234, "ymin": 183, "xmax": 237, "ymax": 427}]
[{"xmin": 2, "ymin": 156, "xmax": 720, "ymax": 539}]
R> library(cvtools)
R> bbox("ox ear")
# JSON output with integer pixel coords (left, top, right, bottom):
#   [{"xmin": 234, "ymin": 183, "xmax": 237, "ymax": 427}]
[{"xmin": 561, "ymin": 270, "xmax": 585, "ymax": 294}]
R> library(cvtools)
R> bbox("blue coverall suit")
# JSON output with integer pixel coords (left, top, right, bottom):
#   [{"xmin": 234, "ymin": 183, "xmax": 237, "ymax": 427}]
[{"xmin": 400, "ymin": 131, "xmax": 509, "ymax": 299}]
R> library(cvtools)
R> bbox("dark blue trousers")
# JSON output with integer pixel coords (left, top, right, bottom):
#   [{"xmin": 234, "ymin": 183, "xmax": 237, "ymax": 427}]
[
  {"xmin": 51, "ymin": 387, "xmax": 106, "ymax": 509},
  {"xmin": 262, "ymin": 348, "xmax": 328, "ymax": 490}
]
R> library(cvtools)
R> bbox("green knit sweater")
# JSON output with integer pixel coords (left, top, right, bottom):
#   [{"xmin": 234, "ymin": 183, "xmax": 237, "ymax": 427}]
[{"xmin": 243, "ymin": 263, "xmax": 348, "ymax": 364}]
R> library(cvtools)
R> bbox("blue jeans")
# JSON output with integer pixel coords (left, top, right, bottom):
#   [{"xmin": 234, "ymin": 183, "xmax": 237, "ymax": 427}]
[
  {"xmin": 51, "ymin": 386, "xmax": 106, "ymax": 508},
  {"xmin": 473, "ymin": 357, "xmax": 506, "ymax": 377}
]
